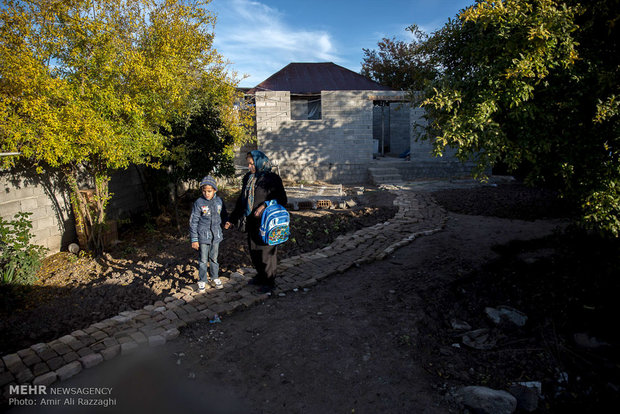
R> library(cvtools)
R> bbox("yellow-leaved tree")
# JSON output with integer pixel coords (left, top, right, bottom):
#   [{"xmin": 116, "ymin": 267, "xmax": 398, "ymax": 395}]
[{"xmin": 0, "ymin": 0, "xmax": 249, "ymax": 252}]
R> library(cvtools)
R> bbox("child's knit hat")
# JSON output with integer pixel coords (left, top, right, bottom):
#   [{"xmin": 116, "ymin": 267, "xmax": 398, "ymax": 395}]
[{"xmin": 199, "ymin": 175, "xmax": 217, "ymax": 191}]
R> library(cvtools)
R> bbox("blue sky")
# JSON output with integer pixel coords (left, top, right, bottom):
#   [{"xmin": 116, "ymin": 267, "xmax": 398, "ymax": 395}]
[{"xmin": 207, "ymin": 0, "xmax": 474, "ymax": 87}]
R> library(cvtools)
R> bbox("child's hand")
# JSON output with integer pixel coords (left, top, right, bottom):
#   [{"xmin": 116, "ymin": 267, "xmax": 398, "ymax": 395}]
[
  {"xmin": 224, "ymin": 222, "xmax": 232, "ymax": 230},
  {"xmin": 191, "ymin": 242, "xmax": 199, "ymax": 250},
  {"xmin": 254, "ymin": 204, "xmax": 266, "ymax": 217}
]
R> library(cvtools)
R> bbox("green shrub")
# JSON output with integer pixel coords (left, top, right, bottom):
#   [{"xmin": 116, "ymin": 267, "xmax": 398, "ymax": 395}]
[{"xmin": 0, "ymin": 212, "xmax": 47, "ymax": 285}]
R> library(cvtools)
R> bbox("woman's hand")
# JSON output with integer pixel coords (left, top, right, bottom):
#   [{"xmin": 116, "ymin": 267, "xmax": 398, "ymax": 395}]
[
  {"xmin": 224, "ymin": 221, "xmax": 232, "ymax": 230},
  {"xmin": 191, "ymin": 241, "xmax": 199, "ymax": 251},
  {"xmin": 254, "ymin": 204, "xmax": 266, "ymax": 217}
]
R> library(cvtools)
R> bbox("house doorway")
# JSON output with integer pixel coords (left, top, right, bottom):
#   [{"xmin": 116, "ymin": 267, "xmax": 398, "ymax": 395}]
[
  {"xmin": 373, "ymin": 100, "xmax": 390, "ymax": 156},
  {"xmin": 373, "ymin": 100, "xmax": 410, "ymax": 157}
]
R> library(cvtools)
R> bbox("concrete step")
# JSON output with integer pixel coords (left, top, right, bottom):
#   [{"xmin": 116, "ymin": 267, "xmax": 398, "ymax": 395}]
[
  {"xmin": 368, "ymin": 167, "xmax": 404, "ymax": 185},
  {"xmin": 368, "ymin": 167, "xmax": 400, "ymax": 174},
  {"xmin": 369, "ymin": 170, "xmax": 400, "ymax": 176},
  {"xmin": 372, "ymin": 174, "xmax": 403, "ymax": 182}
]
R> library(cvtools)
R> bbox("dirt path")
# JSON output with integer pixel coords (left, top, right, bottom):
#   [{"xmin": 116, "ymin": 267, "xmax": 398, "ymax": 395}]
[
  {"xmin": 7, "ymin": 212, "xmax": 565, "ymax": 414},
  {"xmin": 160, "ymin": 214, "xmax": 562, "ymax": 414}
]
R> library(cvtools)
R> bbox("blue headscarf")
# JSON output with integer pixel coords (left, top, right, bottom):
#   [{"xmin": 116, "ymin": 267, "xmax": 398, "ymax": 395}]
[
  {"xmin": 244, "ymin": 150, "xmax": 271, "ymax": 216},
  {"xmin": 250, "ymin": 150, "xmax": 271, "ymax": 174}
]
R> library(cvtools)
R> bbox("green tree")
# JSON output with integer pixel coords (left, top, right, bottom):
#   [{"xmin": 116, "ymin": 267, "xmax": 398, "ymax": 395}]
[
  {"xmin": 0, "ymin": 0, "xmax": 241, "ymax": 251},
  {"xmin": 419, "ymin": 0, "xmax": 620, "ymax": 236},
  {"xmin": 164, "ymin": 76, "xmax": 254, "ymax": 185},
  {"xmin": 156, "ymin": 78, "xmax": 254, "ymax": 231},
  {"xmin": 361, "ymin": 24, "xmax": 437, "ymax": 90}
]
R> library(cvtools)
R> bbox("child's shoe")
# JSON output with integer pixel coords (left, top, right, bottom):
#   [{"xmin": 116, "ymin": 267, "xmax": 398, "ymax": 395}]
[
  {"xmin": 211, "ymin": 278, "xmax": 223, "ymax": 289},
  {"xmin": 198, "ymin": 281, "xmax": 206, "ymax": 291}
]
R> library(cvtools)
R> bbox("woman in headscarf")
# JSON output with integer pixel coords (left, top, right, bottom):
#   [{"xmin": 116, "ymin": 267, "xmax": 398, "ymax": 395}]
[{"xmin": 225, "ymin": 150, "xmax": 287, "ymax": 292}]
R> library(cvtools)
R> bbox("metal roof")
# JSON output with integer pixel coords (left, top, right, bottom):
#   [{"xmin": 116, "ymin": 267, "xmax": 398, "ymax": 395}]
[{"xmin": 248, "ymin": 62, "xmax": 394, "ymax": 94}]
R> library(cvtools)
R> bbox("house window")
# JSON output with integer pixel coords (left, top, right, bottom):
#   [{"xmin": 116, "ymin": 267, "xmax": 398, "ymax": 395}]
[{"xmin": 291, "ymin": 95, "xmax": 321, "ymax": 120}]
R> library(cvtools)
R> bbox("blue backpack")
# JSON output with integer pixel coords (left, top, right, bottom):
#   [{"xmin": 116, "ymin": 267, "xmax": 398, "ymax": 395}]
[{"xmin": 259, "ymin": 200, "xmax": 290, "ymax": 245}]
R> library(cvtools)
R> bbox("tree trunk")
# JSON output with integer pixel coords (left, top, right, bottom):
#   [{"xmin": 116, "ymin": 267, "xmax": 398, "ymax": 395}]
[
  {"xmin": 66, "ymin": 167, "xmax": 111, "ymax": 254},
  {"xmin": 92, "ymin": 173, "xmax": 111, "ymax": 253},
  {"xmin": 174, "ymin": 178, "xmax": 181, "ymax": 234}
]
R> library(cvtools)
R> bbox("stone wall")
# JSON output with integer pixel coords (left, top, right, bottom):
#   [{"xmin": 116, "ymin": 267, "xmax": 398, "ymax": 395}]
[{"xmin": 0, "ymin": 168, "xmax": 149, "ymax": 255}]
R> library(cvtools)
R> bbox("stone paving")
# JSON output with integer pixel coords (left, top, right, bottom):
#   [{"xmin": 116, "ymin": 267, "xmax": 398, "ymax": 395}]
[{"xmin": 0, "ymin": 181, "xmax": 488, "ymax": 400}]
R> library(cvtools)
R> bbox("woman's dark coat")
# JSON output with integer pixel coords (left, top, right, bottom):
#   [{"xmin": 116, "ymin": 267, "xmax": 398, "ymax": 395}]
[{"xmin": 229, "ymin": 171, "xmax": 287, "ymax": 245}]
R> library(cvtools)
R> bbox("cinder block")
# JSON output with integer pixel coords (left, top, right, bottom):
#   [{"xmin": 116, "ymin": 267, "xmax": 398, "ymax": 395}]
[
  {"xmin": 28, "ymin": 207, "xmax": 49, "ymax": 220},
  {"xmin": 14, "ymin": 186, "xmax": 36, "ymax": 199},
  {"xmin": 34, "ymin": 216, "xmax": 55, "ymax": 231},
  {"xmin": 0, "ymin": 201, "xmax": 21, "ymax": 218},
  {"xmin": 45, "ymin": 235, "xmax": 62, "ymax": 252},
  {"xmin": 19, "ymin": 197, "xmax": 38, "ymax": 211},
  {"xmin": 36, "ymin": 194, "xmax": 53, "ymax": 207}
]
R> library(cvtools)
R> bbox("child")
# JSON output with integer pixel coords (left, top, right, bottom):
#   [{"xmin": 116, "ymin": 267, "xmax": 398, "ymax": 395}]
[{"xmin": 189, "ymin": 176, "xmax": 228, "ymax": 291}]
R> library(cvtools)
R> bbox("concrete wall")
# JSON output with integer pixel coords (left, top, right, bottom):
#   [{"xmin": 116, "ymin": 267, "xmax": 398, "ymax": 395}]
[
  {"xmin": 394, "ymin": 160, "xmax": 475, "ymax": 180},
  {"xmin": 389, "ymin": 102, "xmax": 410, "ymax": 156},
  {"xmin": 107, "ymin": 168, "xmax": 150, "ymax": 220},
  {"xmin": 409, "ymin": 105, "xmax": 459, "ymax": 161},
  {"xmin": 0, "ymin": 174, "xmax": 73, "ymax": 253},
  {"xmin": 255, "ymin": 89, "xmax": 473, "ymax": 184},
  {"xmin": 0, "ymin": 168, "xmax": 149, "ymax": 255},
  {"xmin": 409, "ymin": 105, "xmax": 435, "ymax": 160},
  {"xmin": 256, "ymin": 90, "xmax": 407, "ymax": 183}
]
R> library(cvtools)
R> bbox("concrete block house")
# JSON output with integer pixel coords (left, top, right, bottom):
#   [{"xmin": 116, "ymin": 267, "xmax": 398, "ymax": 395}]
[{"xmin": 248, "ymin": 62, "xmax": 472, "ymax": 185}]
